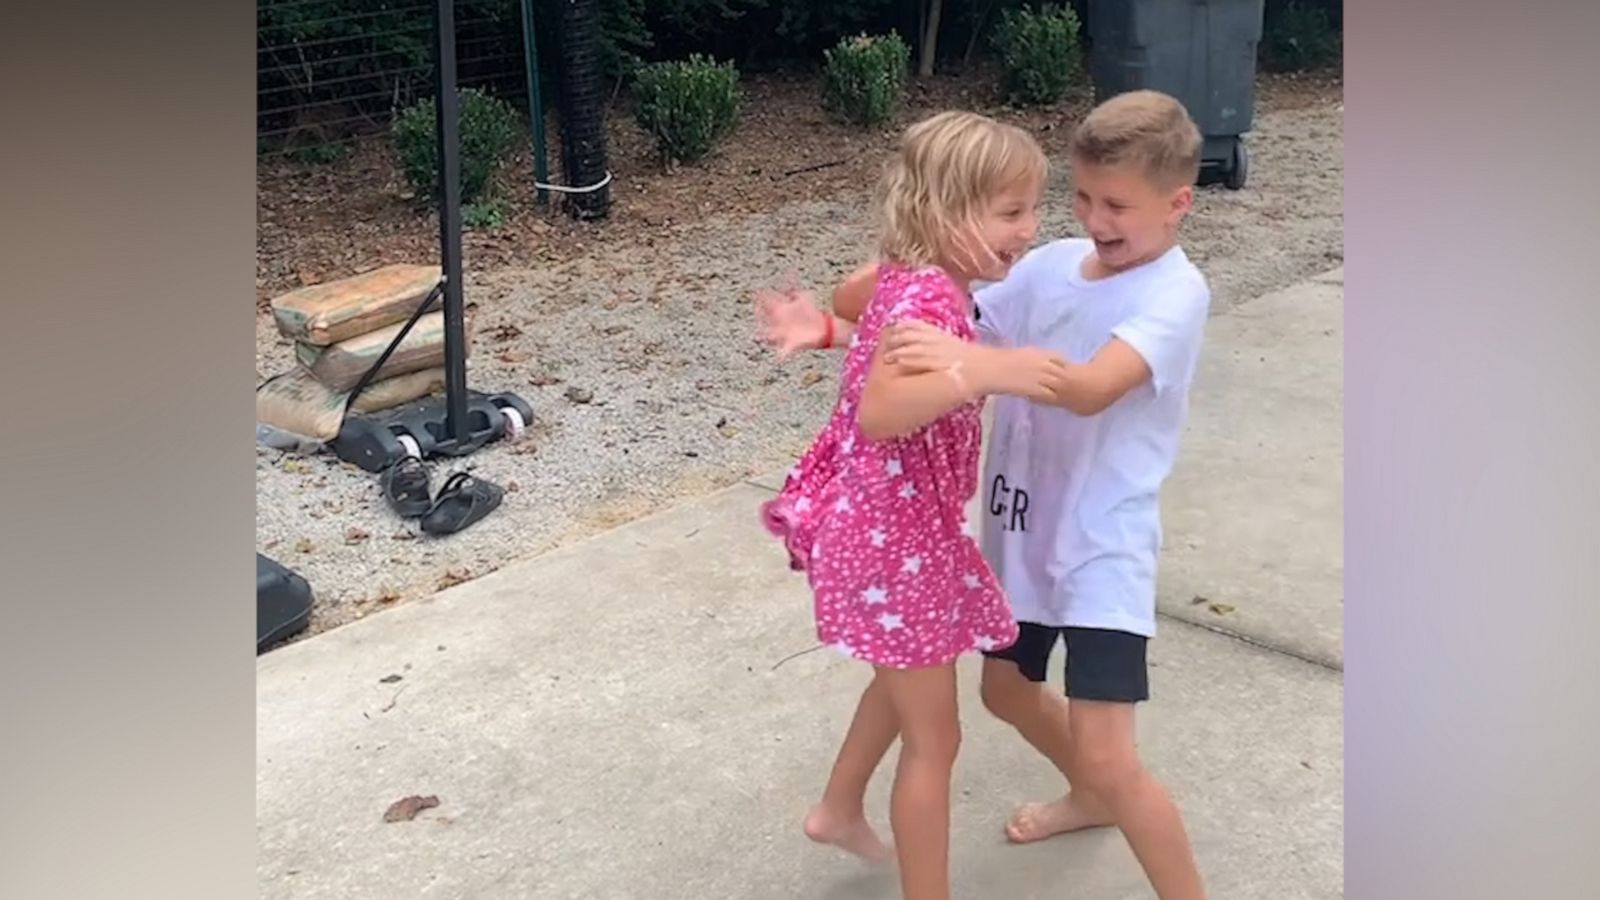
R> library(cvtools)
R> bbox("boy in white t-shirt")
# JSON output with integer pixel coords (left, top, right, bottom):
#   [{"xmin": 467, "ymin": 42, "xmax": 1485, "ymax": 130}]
[{"xmin": 758, "ymin": 90, "xmax": 1212, "ymax": 900}]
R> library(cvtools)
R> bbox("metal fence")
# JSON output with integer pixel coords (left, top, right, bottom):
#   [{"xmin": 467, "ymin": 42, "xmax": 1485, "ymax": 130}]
[{"xmin": 257, "ymin": 0, "xmax": 533, "ymax": 159}]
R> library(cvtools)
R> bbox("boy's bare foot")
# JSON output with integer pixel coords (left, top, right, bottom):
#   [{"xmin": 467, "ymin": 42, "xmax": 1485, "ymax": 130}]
[
  {"xmin": 803, "ymin": 803, "xmax": 894, "ymax": 864},
  {"xmin": 1004, "ymin": 792, "xmax": 1116, "ymax": 844}
]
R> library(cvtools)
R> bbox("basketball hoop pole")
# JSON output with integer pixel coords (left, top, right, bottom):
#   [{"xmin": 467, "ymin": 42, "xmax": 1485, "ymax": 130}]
[{"xmin": 431, "ymin": 0, "xmax": 470, "ymax": 446}]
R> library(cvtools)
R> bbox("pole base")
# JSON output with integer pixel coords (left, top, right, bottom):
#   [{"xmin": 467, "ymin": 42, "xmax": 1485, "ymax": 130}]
[{"xmin": 330, "ymin": 390, "xmax": 534, "ymax": 473}]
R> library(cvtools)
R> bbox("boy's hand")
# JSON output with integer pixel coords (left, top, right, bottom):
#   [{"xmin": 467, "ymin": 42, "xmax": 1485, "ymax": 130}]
[
  {"xmin": 881, "ymin": 319, "xmax": 975, "ymax": 373},
  {"xmin": 754, "ymin": 286, "xmax": 827, "ymax": 359},
  {"xmin": 997, "ymin": 347, "xmax": 1072, "ymax": 403}
]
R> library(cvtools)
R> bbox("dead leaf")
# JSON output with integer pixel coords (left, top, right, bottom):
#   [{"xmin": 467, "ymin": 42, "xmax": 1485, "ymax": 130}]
[
  {"xmin": 1208, "ymin": 603, "xmax": 1236, "ymax": 616},
  {"xmin": 376, "ymin": 587, "xmax": 401, "ymax": 605},
  {"xmin": 801, "ymin": 371, "xmax": 823, "ymax": 387},
  {"xmin": 497, "ymin": 349, "xmax": 532, "ymax": 364},
  {"xmin": 490, "ymin": 323, "xmax": 524, "ymax": 342},
  {"xmin": 1190, "ymin": 595, "xmax": 1209, "ymax": 606},
  {"xmin": 379, "ymin": 674, "xmax": 403, "ymax": 684},
  {"xmin": 528, "ymin": 372, "xmax": 562, "ymax": 387},
  {"xmin": 383, "ymin": 794, "xmax": 439, "ymax": 823},
  {"xmin": 295, "ymin": 538, "xmax": 315, "ymax": 554},
  {"xmin": 438, "ymin": 568, "xmax": 472, "ymax": 589},
  {"xmin": 345, "ymin": 527, "xmax": 371, "ymax": 545}
]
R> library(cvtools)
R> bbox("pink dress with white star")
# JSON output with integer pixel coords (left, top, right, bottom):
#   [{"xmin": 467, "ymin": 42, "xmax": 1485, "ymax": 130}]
[{"xmin": 761, "ymin": 263, "xmax": 1019, "ymax": 669}]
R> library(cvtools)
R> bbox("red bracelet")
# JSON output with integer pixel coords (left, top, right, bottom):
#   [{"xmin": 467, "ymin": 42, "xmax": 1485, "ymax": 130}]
[{"xmin": 821, "ymin": 313, "xmax": 835, "ymax": 350}]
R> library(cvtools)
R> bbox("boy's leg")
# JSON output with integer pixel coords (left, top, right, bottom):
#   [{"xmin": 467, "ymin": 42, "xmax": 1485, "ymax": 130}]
[
  {"xmin": 1063, "ymin": 628, "xmax": 1206, "ymax": 900},
  {"xmin": 805, "ymin": 672, "xmax": 898, "ymax": 863},
  {"xmin": 972, "ymin": 650, "xmax": 1113, "ymax": 832},
  {"xmin": 877, "ymin": 662, "xmax": 962, "ymax": 900},
  {"xmin": 978, "ymin": 649, "xmax": 1115, "ymax": 842}
]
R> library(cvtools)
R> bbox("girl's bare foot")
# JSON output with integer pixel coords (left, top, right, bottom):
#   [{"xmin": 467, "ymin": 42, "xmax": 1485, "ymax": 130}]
[
  {"xmin": 1004, "ymin": 792, "xmax": 1116, "ymax": 844},
  {"xmin": 803, "ymin": 803, "xmax": 894, "ymax": 864}
]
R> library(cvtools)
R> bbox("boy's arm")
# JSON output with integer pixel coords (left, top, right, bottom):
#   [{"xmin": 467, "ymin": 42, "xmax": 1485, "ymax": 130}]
[
  {"xmin": 883, "ymin": 281, "xmax": 1208, "ymax": 416},
  {"xmin": 1031, "ymin": 339, "xmax": 1151, "ymax": 416},
  {"xmin": 880, "ymin": 322, "xmax": 1149, "ymax": 416}
]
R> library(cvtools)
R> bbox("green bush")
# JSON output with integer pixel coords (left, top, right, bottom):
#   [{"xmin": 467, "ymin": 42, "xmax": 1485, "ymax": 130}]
[
  {"xmin": 991, "ymin": 4, "xmax": 1084, "ymax": 107},
  {"xmin": 632, "ymin": 54, "xmax": 743, "ymax": 165},
  {"xmin": 290, "ymin": 143, "xmax": 351, "ymax": 166},
  {"xmin": 462, "ymin": 198, "xmax": 508, "ymax": 231},
  {"xmin": 821, "ymin": 33, "xmax": 911, "ymax": 127},
  {"xmin": 392, "ymin": 88, "xmax": 522, "ymax": 205},
  {"xmin": 1261, "ymin": 0, "xmax": 1341, "ymax": 72}
]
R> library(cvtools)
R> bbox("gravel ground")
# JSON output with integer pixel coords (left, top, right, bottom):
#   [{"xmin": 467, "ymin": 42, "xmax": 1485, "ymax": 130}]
[{"xmin": 256, "ymin": 96, "xmax": 1342, "ymax": 641}]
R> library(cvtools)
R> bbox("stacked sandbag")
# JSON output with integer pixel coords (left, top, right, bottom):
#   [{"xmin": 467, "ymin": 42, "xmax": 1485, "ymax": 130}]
[
  {"xmin": 256, "ymin": 368, "xmax": 448, "ymax": 443},
  {"xmin": 270, "ymin": 262, "xmax": 441, "ymax": 345},
  {"xmin": 257, "ymin": 263, "xmax": 473, "ymax": 442}
]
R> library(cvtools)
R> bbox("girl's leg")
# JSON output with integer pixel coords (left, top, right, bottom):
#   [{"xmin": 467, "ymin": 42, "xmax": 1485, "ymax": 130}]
[
  {"xmin": 878, "ymin": 663, "xmax": 962, "ymax": 900},
  {"xmin": 978, "ymin": 658, "xmax": 1114, "ymax": 842},
  {"xmin": 804, "ymin": 672, "xmax": 898, "ymax": 863}
]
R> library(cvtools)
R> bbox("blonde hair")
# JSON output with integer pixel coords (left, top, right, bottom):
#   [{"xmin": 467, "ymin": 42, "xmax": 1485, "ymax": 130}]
[
  {"xmin": 874, "ymin": 110, "xmax": 1048, "ymax": 268},
  {"xmin": 1068, "ymin": 90, "xmax": 1202, "ymax": 189}
]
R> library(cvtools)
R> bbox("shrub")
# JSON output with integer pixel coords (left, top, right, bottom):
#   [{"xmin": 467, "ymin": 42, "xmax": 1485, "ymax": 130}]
[
  {"xmin": 1261, "ymin": 0, "xmax": 1341, "ymax": 72},
  {"xmin": 392, "ymin": 87, "xmax": 522, "ymax": 205},
  {"xmin": 462, "ymin": 198, "xmax": 507, "ymax": 231},
  {"xmin": 991, "ymin": 4, "xmax": 1084, "ymax": 107},
  {"xmin": 290, "ymin": 143, "xmax": 351, "ymax": 166},
  {"xmin": 632, "ymin": 54, "xmax": 743, "ymax": 165},
  {"xmin": 821, "ymin": 32, "xmax": 911, "ymax": 128}
]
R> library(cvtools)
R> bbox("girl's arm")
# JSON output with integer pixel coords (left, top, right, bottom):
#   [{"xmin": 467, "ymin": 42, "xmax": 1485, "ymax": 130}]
[
  {"xmin": 753, "ymin": 262, "xmax": 876, "ymax": 357},
  {"xmin": 858, "ymin": 340, "xmax": 969, "ymax": 441},
  {"xmin": 830, "ymin": 261, "xmax": 876, "ymax": 325}
]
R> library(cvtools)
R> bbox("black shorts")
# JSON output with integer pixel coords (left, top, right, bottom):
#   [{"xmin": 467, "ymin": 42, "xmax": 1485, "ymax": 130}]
[{"xmin": 982, "ymin": 622, "xmax": 1149, "ymax": 703}]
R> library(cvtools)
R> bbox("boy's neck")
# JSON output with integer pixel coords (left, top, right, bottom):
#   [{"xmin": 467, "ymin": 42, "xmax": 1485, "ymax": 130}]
[{"xmin": 1083, "ymin": 236, "xmax": 1179, "ymax": 281}]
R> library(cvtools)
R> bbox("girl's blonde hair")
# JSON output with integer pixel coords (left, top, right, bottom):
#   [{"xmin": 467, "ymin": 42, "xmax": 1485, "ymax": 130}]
[{"xmin": 874, "ymin": 110, "xmax": 1048, "ymax": 269}]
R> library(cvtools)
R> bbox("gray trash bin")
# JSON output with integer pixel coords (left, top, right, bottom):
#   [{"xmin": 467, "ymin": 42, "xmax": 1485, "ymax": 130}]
[{"xmin": 1086, "ymin": 0, "xmax": 1264, "ymax": 189}]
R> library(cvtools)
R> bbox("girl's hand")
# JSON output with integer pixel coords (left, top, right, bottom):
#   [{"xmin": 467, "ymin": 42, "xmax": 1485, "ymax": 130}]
[{"xmin": 755, "ymin": 286, "xmax": 827, "ymax": 360}]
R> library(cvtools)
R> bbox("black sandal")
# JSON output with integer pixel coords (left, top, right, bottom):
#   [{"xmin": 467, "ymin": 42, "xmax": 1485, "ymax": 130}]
[
  {"xmin": 381, "ymin": 455, "xmax": 433, "ymax": 519},
  {"xmin": 420, "ymin": 471, "xmax": 504, "ymax": 536}
]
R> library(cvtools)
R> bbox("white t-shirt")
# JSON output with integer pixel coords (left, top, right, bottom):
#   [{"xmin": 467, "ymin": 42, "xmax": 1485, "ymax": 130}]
[{"xmin": 973, "ymin": 238, "xmax": 1210, "ymax": 636}]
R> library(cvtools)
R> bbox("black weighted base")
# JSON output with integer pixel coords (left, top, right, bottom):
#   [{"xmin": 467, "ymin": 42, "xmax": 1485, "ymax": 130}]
[
  {"xmin": 258, "ymin": 554, "xmax": 313, "ymax": 652},
  {"xmin": 330, "ymin": 390, "xmax": 534, "ymax": 473}
]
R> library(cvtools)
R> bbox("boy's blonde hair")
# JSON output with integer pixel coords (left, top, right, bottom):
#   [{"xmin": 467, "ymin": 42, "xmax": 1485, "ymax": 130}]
[
  {"xmin": 875, "ymin": 111, "xmax": 1048, "ymax": 268},
  {"xmin": 1069, "ymin": 90, "xmax": 1202, "ymax": 189}
]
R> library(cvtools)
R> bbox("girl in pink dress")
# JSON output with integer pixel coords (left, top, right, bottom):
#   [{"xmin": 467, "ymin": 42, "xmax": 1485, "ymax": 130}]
[{"xmin": 756, "ymin": 111, "xmax": 1066, "ymax": 900}]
